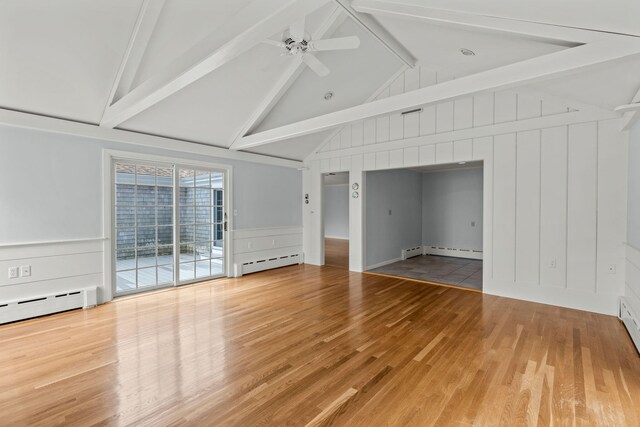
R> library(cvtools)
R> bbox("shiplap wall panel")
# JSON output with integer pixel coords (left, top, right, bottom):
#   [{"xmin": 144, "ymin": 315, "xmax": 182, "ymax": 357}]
[
  {"xmin": 375, "ymin": 151, "xmax": 390, "ymax": 169},
  {"xmin": 454, "ymin": 98, "xmax": 473, "ymax": 130},
  {"xmin": 493, "ymin": 133, "xmax": 517, "ymax": 284},
  {"xmin": 340, "ymin": 156, "xmax": 351, "ymax": 172},
  {"xmin": 419, "ymin": 67, "xmax": 437, "ymax": 136},
  {"xmin": 453, "ymin": 139, "xmax": 473, "ymax": 162},
  {"xmin": 473, "ymin": 93, "xmax": 494, "ymax": 127},
  {"xmin": 540, "ymin": 126, "xmax": 568, "ymax": 288},
  {"xmin": 435, "ymin": 142, "xmax": 454, "ymax": 164},
  {"xmin": 340, "ymin": 127, "xmax": 351, "ymax": 149},
  {"xmin": 542, "ymin": 100, "xmax": 568, "ymax": 116},
  {"xmin": 363, "ymin": 152, "xmax": 376, "ymax": 171},
  {"xmin": 436, "ymin": 74, "xmax": 454, "ymax": 133},
  {"xmin": 403, "ymin": 146, "xmax": 419, "ymax": 167},
  {"xmin": 363, "ymin": 119, "xmax": 376, "ymax": 145},
  {"xmin": 515, "ymin": 130, "xmax": 541, "ymax": 285},
  {"xmin": 596, "ymin": 119, "xmax": 627, "ymax": 294},
  {"xmin": 404, "ymin": 112, "xmax": 420, "ymax": 138},
  {"xmin": 389, "ymin": 149, "xmax": 403, "ymax": 168},
  {"xmin": 352, "ymin": 121, "xmax": 364, "ymax": 147},
  {"xmin": 517, "ymin": 93, "xmax": 542, "ymax": 120},
  {"xmin": 419, "ymin": 144, "xmax": 436, "ymax": 165},
  {"xmin": 567, "ymin": 122, "xmax": 598, "ymax": 292},
  {"xmin": 389, "ymin": 74, "xmax": 404, "ymax": 141},
  {"xmin": 376, "ymin": 116, "xmax": 390, "ymax": 143},
  {"xmin": 473, "ymin": 136, "xmax": 493, "ymax": 280},
  {"xmin": 495, "ymin": 92, "xmax": 517, "ymax": 123}
]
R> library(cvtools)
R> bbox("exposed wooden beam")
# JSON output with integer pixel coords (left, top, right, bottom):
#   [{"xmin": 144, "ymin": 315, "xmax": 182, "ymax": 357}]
[
  {"xmin": 231, "ymin": 38, "xmax": 640, "ymax": 150},
  {"xmin": 333, "ymin": 0, "xmax": 416, "ymax": 67},
  {"xmin": 229, "ymin": 6, "xmax": 346, "ymax": 148},
  {"xmin": 100, "ymin": 0, "xmax": 329, "ymax": 129},
  {"xmin": 621, "ymin": 85, "xmax": 640, "ymax": 131}
]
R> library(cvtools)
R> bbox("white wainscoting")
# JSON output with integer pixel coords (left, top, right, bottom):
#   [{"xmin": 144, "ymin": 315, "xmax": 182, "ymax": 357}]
[
  {"xmin": 232, "ymin": 227, "xmax": 303, "ymax": 277},
  {"xmin": 624, "ymin": 244, "xmax": 640, "ymax": 351},
  {"xmin": 0, "ymin": 238, "xmax": 105, "ymax": 306},
  {"xmin": 304, "ymin": 92, "xmax": 627, "ymax": 315}
]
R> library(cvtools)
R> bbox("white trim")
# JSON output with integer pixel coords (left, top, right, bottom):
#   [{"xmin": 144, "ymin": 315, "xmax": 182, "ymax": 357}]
[
  {"xmin": 0, "ymin": 237, "xmax": 106, "ymax": 249},
  {"xmin": 324, "ymin": 235, "xmax": 349, "ymax": 240},
  {"xmin": 366, "ymin": 257, "xmax": 402, "ymax": 270},
  {"xmin": 0, "ymin": 109, "xmax": 302, "ymax": 169}
]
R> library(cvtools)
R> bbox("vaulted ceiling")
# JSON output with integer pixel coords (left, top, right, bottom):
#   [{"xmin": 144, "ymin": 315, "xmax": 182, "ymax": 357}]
[{"xmin": 1, "ymin": 0, "xmax": 639, "ymax": 162}]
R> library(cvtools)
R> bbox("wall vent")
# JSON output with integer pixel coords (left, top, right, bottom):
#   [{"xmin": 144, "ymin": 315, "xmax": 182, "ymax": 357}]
[
  {"xmin": 0, "ymin": 287, "xmax": 97, "ymax": 325},
  {"xmin": 619, "ymin": 297, "xmax": 640, "ymax": 353}
]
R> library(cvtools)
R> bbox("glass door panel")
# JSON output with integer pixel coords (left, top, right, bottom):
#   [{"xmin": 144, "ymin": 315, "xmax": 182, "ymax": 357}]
[
  {"xmin": 114, "ymin": 162, "xmax": 175, "ymax": 295},
  {"xmin": 178, "ymin": 168, "xmax": 225, "ymax": 283}
]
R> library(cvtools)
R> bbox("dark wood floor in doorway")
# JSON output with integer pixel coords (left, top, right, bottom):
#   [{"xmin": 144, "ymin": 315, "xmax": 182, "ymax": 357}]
[
  {"xmin": 370, "ymin": 255, "xmax": 483, "ymax": 291},
  {"xmin": 325, "ymin": 238, "xmax": 349, "ymax": 268}
]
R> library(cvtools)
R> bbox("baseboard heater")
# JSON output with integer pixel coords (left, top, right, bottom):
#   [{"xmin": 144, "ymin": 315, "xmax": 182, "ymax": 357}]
[
  {"xmin": 234, "ymin": 253, "xmax": 302, "ymax": 277},
  {"xmin": 619, "ymin": 297, "xmax": 640, "ymax": 353},
  {"xmin": 0, "ymin": 287, "xmax": 97, "ymax": 325},
  {"xmin": 401, "ymin": 246, "xmax": 423, "ymax": 260},
  {"xmin": 423, "ymin": 245, "xmax": 483, "ymax": 260}
]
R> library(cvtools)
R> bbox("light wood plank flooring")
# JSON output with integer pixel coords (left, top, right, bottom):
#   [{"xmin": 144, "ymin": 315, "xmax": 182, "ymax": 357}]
[
  {"xmin": 1, "ymin": 265, "xmax": 639, "ymax": 426},
  {"xmin": 325, "ymin": 238, "xmax": 349, "ymax": 269}
]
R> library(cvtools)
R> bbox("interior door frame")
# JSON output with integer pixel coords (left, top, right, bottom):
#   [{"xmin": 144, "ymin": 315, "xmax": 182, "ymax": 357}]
[{"xmin": 103, "ymin": 149, "xmax": 233, "ymax": 301}]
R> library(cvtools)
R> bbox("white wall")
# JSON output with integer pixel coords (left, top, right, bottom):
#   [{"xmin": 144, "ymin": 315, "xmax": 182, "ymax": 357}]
[
  {"xmin": 626, "ymin": 122, "xmax": 640, "ymax": 323},
  {"xmin": 0, "ymin": 125, "xmax": 302, "ymax": 304},
  {"xmin": 422, "ymin": 167, "xmax": 483, "ymax": 252},
  {"xmin": 323, "ymin": 185, "xmax": 349, "ymax": 239},
  {"xmin": 365, "ymin": 169, "xmax": 422, "ymax": 268},
  {"xmin": 304, "ymin": 69, "xmax": 627, "ymax": 315}
]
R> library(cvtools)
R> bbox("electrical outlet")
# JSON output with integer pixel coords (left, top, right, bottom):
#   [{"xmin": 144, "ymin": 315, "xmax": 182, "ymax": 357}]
[
  {"xmin": 20, "ymin": 265, "xmax": 31, "ymax": 277},
  {"xmin": 550, "ymin": 259, "xmax": 557, "ymax": 269},
  {"xmin": 8, "ymin": 267, "xmax": 19, "ymax": 279},
  {"xmin": 471, "ymin": 221, "xmax": 476, "ymax": 227},
  {"xmin": 608, "ymin": 264, "xmax": 616, "ymax": 274}
]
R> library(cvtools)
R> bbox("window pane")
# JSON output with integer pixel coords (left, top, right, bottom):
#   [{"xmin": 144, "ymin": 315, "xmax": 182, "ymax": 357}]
[
  {"xmin": 138, "ymin": 267, "xmax": 157, "ymax": 288},
  {"xmin": 116, "ymin": 206, "xmax": 135, "ymax": 228},
  {"xmin": 180, "ymin": 243, "xmax": 195, "ymax": 262},
  {"xmin": 180, "ymin": 205, "xmax": 194, "ymax": 224},
  {"xmin": 196, "ymin": 225, "xmax": 211, "ymax": 242},
  {"xmin": 157, "ymin": 244, "xmax": 173, "ymax": 263},
  {"xmin": 214, "ymin": 206, "xmax": 223, "ymax": 223},
  {"xmin": 196, "ymin": 206, "xmax": 210, "ymax": 224},
  {"xmin": 116, "ymin": 228, "xmax": 135, "ymax": 249},
  {"xmin": 157, "ymin": 167, "xmax": 173, "ymax": 187},
  {"xmin": 157, "ymin": 226, "xmax": 173, "ymax": 245},
  {"xmin": 136, "ymin": 165, "xmax": 156, "ymax": 186},
  {"xmin": 195, "ymin": 187, "xmax": 211, "ymax": 206},
  {"xmin": 116, "ymin": 164, "xmax": 136, "ymax": 184},
  {"xmin": 135, "ymin": 185, "xmax": 156, "ymax": 206},
  {"xmin": 195, "ymin": 242, "xmax": 210, "ymax": 260},
  {"xmin": 180, "ymin": 263, "xmax": 195, "ymax": 281},
  {"xmin": 214, "ymin": 223, "xmax": 223, "ymax": 240},
  {"xmin": 157, "ymin": 187, "xmax": 173, "ymax": 205},
  {"xmin": 115, "ymin": 184, "xmax": 135, "ymax": 205},
  {"xmin": 116, "ymin": 249, "xmax": 135, "ymax": 271},
  {"xmin": 179, "ymin": 169, "xmax": 194, "ymax": 187},
  {"xmin": 158, "ymin": 265, "xmax": 174, "ymax": 285},
  {"xmin": 116, "ymin": 270, "xmax": 136, "ymax": 292},
  {"xmin": 195, "ymin": 170, "xmax": 209, "ymax": 187},
  {"xmin": 180, "ymin": 226, "xmax": 194, "ymax": 243},
  {"xmin": 157, "ymin": 206, "xmax": 173, "ymax": 226},
  {"xmin": 195, "ymin": 260, "xmax": 210, "ymax": 278},
  {"xmin": 136, "ymin": 227, "xmax": 156, "ymax": 247},
  {"xmin": 137, "ymin": 246, "xmax": 156, "ymax": 268},
  {"xmin": 215, "ymin": 190, "xmax": 223, "ymax": 205},
  {"xmin": 136, "ymin": 206, "xmax": 156, "ymax": 226},
  {"xmin": 211, "ymin": 259, "xmax": 224, "ymax": 276},
  {"xmin": 179, "ymin": 187, "xmax": 194, "ymax": 206},
  {"xmin": 213, "ymin": 241, "xmax": 224, "ymax": 258}
]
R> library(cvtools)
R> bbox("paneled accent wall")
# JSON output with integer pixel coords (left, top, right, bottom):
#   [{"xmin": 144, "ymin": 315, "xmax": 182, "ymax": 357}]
[
  {"xmin": 315, "ymin": 66, "xmax": 577, "ymax": 156},
  {"xmin": 0, "ymin": 239, "xmax": 106, "ymax": 303},
  {"xmin": 304, "ymin": 107, "xmax": 627, "ymax": 314}
]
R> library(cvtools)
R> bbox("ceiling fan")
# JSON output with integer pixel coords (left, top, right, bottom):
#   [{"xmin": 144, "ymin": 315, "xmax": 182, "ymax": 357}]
[{"xmin": 262, "ymin": 18, "xmax": 360, "ymax": 77}]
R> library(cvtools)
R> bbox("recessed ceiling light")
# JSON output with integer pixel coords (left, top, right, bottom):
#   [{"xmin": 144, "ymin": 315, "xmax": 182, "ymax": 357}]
[
  {"xmin": 460, "ymin": 48, "xmax": 475, "ymax": 56},
  {"xmin": 324, "ymin": 91, "xmax": 334, "ymax": 100},
  {"xmin": 458, "ymin": 161, "xmax": 467, "ymax": 165}
]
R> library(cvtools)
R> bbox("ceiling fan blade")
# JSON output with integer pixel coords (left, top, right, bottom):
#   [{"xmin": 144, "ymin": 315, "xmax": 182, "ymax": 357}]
[
  {"xmin": 261, "ymin": 39, "xmax": 285, "ymax": 49},
  {"xmin": 289, "ymin": 19, "xmax": 305, "ymax": 41},
  {"xmin": 302, "ymin": 54, "xmax": 330, "ymax": 77},
  {"xmin": 614, "ymin": 103, "xmax": 640, "ymax": 113},
  {"xmin": 310, "ymin": 36, "xmax": 360, "ymax": 51}
]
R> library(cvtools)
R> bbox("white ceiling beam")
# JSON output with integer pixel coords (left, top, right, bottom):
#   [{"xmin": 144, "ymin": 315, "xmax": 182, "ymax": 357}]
[
  {"xmin": 333, "ymin": 0, "xmax": 416, "ymax": 67},
  {"xmin": 0, "ymin": 109, "xmax": 302, "ymax": 169},
  {"xmin": 100, "ymin": 0, "xmax": 329, "ymax": 129},
  {"xmin": 229, "ymin": 6, "xmax": 347, "ymax": 148},
  {"xmin": 621, "ymin": 86, "xmax": 640, "ymax": 131},
  {"xmin": 231, "ymin": 38, "xmax": 640, "ymax": 150},
  {"xmin": 351, "ymin": 0, "xmax": 622, "ymax": 45}
]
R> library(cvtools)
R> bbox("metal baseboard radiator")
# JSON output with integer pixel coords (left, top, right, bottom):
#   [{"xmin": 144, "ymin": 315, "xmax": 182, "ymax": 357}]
[
  {"xmin": 619, "ymin": 297, "xmax": 640, "ymax": 353},
  {"xmin": 0, "ymin": 287, "xmax": 97, "ymax": 324},
  {"xmin": 401, "ymin": 246, "xmax": 423, "ymax": 260},
  {"xmin": 234, "ymin": 253, "xmax": 302, "ymax": 277}
]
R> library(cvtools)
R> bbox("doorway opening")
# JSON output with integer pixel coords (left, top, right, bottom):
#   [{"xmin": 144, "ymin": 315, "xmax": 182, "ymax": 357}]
[
  {"xmin": 323, "ymin": 172, "xmax": 349, "ymax": 269},
  {"xmin": 364, "ymin": 161, "xmax": 484, "ymax": 291}
]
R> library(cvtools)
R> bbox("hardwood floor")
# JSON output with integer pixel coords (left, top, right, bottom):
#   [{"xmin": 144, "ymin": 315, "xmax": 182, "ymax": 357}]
[
  {"xmin": 1, "ymin": 265, "xmax": 639, "ymax": 426},
  {"xmin": 325, "ymin": 238, "xmax": 349, "ymax": 268}
]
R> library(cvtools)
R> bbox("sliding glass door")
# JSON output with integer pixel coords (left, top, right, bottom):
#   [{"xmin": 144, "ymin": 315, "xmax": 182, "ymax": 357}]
[{"xmin": 113, "ymin": 160, "xmax": 227, "ymax": 296}]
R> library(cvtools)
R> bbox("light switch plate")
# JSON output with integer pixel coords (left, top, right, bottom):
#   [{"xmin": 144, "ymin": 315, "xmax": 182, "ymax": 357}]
[{"xmin": 20, "ymin": 265, "xmax": 31, "ymax": 277}]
